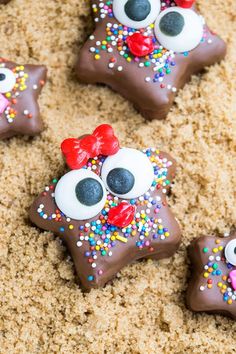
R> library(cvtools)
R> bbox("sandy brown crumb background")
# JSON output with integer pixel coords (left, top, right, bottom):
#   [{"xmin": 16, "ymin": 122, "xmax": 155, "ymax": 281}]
[{"xmin": 0, "ymin": 0, "xmax": 235, "ymax": 353}]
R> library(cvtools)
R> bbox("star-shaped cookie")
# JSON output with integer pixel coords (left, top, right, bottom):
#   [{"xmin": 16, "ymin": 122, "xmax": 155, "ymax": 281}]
[
  {"xmin": 0, "ymin": 58, "xmax": 47, "ymax": 139},
  {"xmin": 29, "ymin": 124, "xmax": 181, "ymax": 291},
  {"xmin": 187, "ymin": 230, "xmax": 236, "ymax": 319},
  {"xmin": 76, "ymin": 0, "xmax": 226, "ymax": 120}
]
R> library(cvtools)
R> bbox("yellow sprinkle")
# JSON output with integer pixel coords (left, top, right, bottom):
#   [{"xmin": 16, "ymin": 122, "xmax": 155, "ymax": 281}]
[
  {"xmin": 116, "ymin": 235, "xmax": 128, "ymax": 243},
  {"xmin": 207, "ymin": 284, "xmax": 212, "ymax": 289},
  {"xmin": 102, "ymin": 40, "xmax": 107, "ymax": 45},
  {"xmin": 203, "ymin": 272, "xmax": 209, "ymax": 278},
  {"xmin": 111, "ymin": 236, "xmax": 116, "ymax": 241},
  {"xmin": 228, "ymin": 299, "xmax": 233, "ymax": 305},
  {"xmin": 94, "ymin": 54, "xmax": 100, "ymax": 60},
  {"xmin": 215, "ymin": 239, "xmax": 221, "ymax": 244},
  {"xmin": 165, "ymin": 232, "xmax": 170, "ymax": 237},
  {"xmin": 19, "ymin": 65, "xmax": 24, "ymax": 70},
  {"xmin": 69, "ymin": 225, "xmax": 74, "ymax": 230},
  {"xmin": 212, "ymin": 248, "xmax": 218, "ymax": 253},
  {"xmin": 222, "ymin": 285, "xmax": 227, "ymax": 290},
  {"xmin": 219, "ymin": 246, "xmax": 223, "ymax": 251},
  {"xmin": 131, "ymin": 231, "xmax": 136, "ymax": 236},
  {"xmin": 5, "ymin": 92, "xmax": 11, "ymax": 98},
  {"xmin": 95, "ymin": 245, "xmax": 100, "ymax": 251},
  {"xmin": 217, "ymin": 282, "xmax": 223, "ymax": 288}
]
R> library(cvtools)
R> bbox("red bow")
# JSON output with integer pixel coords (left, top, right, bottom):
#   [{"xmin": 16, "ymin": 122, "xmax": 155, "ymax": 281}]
[
  {"xmin": 175, "ymin": 0, "xmax": 195, "ymax": 8},
  {"xmin": 61, "ymin": 124, "xmax": 120, "ymax": 170}
]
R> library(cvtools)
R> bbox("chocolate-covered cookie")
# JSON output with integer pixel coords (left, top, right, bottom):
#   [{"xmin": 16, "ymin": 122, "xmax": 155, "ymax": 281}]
[
  {"xmin": 76, "ymin": 0, "xmax": 226, "ymax": 120},
  {"xmin": 0, "ymin": 58, "xmax": 47, "ymax": 139},
  {"xmin": 187, "ymin": 230, "xmax": 236, "ymax": 319},
  {"xmin": 29, "ymin": 124, "xmax": 181, "ymax": 290}
]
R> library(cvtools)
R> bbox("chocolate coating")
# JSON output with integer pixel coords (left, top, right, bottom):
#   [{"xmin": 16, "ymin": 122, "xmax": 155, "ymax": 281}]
[
  {"xmin": 0, "ymin": 0, "xmax": 11, "ymax": 4},
  {"xmin": 187, "ymin": 230, "xmax": 236, "ymax": 320},
  {"xmin": 0, "ymin": 59, "xmax": 47, "ymax": 139},
  {"xmin": 76, "ymin": 0, "xmax": 226, "ymax": 120},
  {"xmin": 29, "ymin": 148, "xmax": 181, "ymax": 291}
]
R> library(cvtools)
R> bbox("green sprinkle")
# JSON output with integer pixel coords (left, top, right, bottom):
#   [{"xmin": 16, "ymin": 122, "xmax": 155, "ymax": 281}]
[{"xmin": 203, "ymin": 247, "xmax": 208, "ymax": 253}]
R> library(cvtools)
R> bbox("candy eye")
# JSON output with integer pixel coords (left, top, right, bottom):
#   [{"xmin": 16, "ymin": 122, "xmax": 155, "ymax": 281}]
[
  {"xmin": 0, "ymin": 68, "xmax": 16, "ymax": 93},
  {"xmin": 55, "ymin": 170, "xmax": 107, "ymax": 220},
  {"xmin": 113, "ymin": 0, "xmax": 161, "ymax": 29},
  {"xmin": 225, "ymin": 240, "xmax": 236, "ymax": 266},
  {"xmin": 154, "ymin": 7, "xmax": 203, "ymax": 52},
  {"xmin": 101, "ymin": 148, "xmax": 154, "ymax": 199}
]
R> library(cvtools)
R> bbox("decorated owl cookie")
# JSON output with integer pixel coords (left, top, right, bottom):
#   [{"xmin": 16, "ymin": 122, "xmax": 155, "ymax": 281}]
[
  {"xmin": 76, "ymin": 0, "xmax": 226, "ymax": 120},
  {"xmin": 0, "ymin": 58, "xmax": 47, "ymax": 139},
  {"xmin": 29, "ymin": 124, "xmax": 181, "ymax": 290},
  {"xmin": 187, "ymin": 230, "xmax": 236, "ymax": 319}
]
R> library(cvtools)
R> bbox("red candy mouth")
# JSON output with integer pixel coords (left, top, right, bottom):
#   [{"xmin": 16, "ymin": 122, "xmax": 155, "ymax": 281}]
[
  {"xmin": 107, "ymin": 201, "xmax": 136, "ymax": 228},
  {"xmin": 175, "ymin": 0, "xmax": 195, "ymax": 8},
  {"xmin": 126, "ymin": 33, "xmax": 154, "ymax": 57}
]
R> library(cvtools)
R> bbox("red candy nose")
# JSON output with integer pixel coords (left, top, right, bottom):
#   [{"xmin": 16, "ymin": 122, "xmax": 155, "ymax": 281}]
[
  {"xmin": 107, "ymin": 202, "xmax": 136, "ymax": 228},
  {"xmin": 126, "ymin": 33, "xmax": 154, "ymax": 57},
  {"xmin": 175, "ymin": 0, "xmax": 195, "ymax": 8}
]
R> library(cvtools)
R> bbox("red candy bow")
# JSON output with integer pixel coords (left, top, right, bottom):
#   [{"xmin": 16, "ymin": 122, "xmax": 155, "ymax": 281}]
[
  {"xmin": 61, "ymin": 124, "xmax": 120, "ymax": 170},
  {"xmin": 175, "ymin": 0, "xmax": 195, "ymax": 8}
]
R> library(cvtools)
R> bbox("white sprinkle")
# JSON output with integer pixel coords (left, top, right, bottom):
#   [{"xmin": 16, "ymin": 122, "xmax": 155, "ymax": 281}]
[
  {"xmin": 145, "ymin": 77, "xmax": 151, "ymax": 82},
  {"xmin": 117, "ymin": 66, "xmax": 123, "ymax": 71},
  {"xmin": 92, "ymin": 263, "xmax": 97, "ymax": 268},
  {"xmin": 89, "ymin": 35, "xmax": 95, "ymax": 40},
  {"xmin": 33, "ymin": 85, "xmax": 38, "ymax": 90},
  {"xmin": 77, "ymin": 241, "xmax": 83, "ymax": 247},
  {"xmin": 200, "ymin": 286, "xmax": 205, "ymax": 291}
]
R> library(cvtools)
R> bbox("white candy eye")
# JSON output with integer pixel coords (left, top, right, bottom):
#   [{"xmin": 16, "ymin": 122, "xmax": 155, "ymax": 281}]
[
  {"xmin": 154, "ymin": 7, "xmax": 203, "ymax": 52},
  {"xmin": 0, "ymin": 68, "xmax": 16, "ymax": 93},
  {"xmin": 225, "ymin": 240, "xmax": 236, "ymax": 266},
  {"xmin": 101, "ymin": 148, "xmax": 154, "ymax": 199},
  {"xmin": 55, "ymin": 169, "xmax": 107, "ymax": 220},
  {"xmin": 113, "ymin": 0, "xmax": 161, "ymax": 29}
]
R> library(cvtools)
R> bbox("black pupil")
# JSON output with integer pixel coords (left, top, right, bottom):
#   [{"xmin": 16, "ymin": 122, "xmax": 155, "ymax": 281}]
[
  {"xmin": 125, "ymin": 0, "xmax": 151, "ymax": 22},
  {"xmin": 0, "ymin": 73, "xmax": 6, "ymax": 81},
  {"xmin": 107, "ymin": 168, "xmax": 135, "ymax": 195},
  {"xmin": 75, "ymin": 178, "xmax": 103, "ymax": 206},
  {"xmin": 234, "ymin": 247, "xmax": 236, "ymax": 254},
  {"xmin": 159, "ymin": 11, "xmax": 185, "ymax": 37}
]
